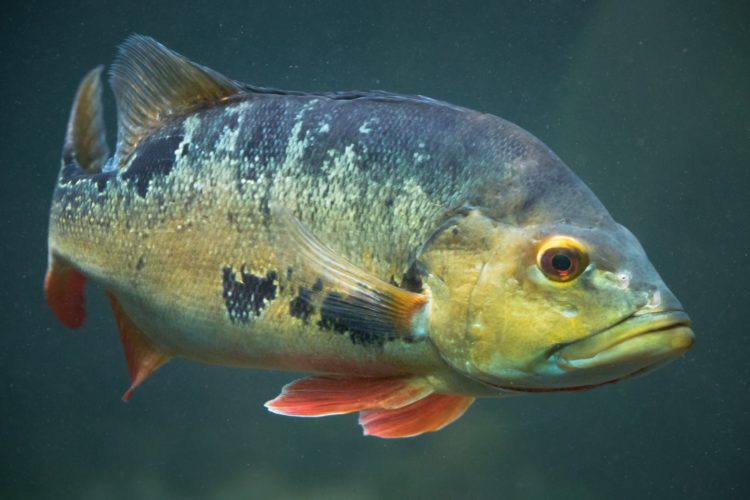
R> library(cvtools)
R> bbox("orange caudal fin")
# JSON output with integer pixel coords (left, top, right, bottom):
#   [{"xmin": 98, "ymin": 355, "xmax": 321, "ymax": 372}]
[
  {"xmin": 359, "ymin": 394, "xmax": 475, "ymax": 438},
  {"xmin": 44, "ymin": 256, "xmax": 87, "ymax": 329},
  {"xmin": 106, "ymin": 292, "xmax": 170, "ymax": 401},
  {"xmin": 265, "ymin": 376, "xmax": 434, "ymax": 417}
]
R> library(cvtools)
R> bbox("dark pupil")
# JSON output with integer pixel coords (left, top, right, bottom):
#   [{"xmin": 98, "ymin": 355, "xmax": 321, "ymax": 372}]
[{"xmin": 551, "ymin": 253, "xmax": 572, "ymax": 272}]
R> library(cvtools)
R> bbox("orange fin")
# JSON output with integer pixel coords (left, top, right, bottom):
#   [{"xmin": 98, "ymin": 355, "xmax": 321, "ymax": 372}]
[
  {"xmin": 106, "ymin": 292, "xmax": 170, "ymax": 401},
  {"xmin": 265, "ymin": 376, "xmax": 433, "ymax": 417},
  {"xmin": 358, "ymin": 393, "xmax": 475, "ymax": 438},
  {"xmin": 44, "ymin": 256, "xmax": 87, "ymax": 329}
]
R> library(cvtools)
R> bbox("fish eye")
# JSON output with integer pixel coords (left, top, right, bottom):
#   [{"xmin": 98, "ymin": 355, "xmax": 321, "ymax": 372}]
[{"xmin": 537, "ymin": 236, "xmax": 589, "ymax": 283}]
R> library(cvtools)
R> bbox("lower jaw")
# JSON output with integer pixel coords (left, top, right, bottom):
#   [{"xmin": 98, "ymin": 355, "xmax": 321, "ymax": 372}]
[
  {"xmin": 489, "ymin": 366, "xmax": 651, "ymax": 394},
  {"xmin": 469, "ymin": 314, "xmax": 693, "ymax": 394}
]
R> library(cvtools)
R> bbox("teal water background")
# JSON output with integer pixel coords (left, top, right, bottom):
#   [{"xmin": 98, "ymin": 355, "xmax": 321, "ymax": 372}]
[{"xmin": 1, "ymin": 1, "xmax": 748, "ymax": 499}]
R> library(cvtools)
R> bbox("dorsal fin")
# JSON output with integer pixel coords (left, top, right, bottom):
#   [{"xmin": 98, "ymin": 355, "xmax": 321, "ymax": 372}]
[
  {"xmin": 109, "ymin": 34, "xmax": 244, "ymax": 165},
  {"xmin": 65, "ymin": 66, "xmax": 109, "ymax": 173}
]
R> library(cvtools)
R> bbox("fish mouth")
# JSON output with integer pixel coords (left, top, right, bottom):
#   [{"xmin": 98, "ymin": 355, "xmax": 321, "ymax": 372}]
[
  {"xmin": 487, "ymin": 310, "xmax": 693, "ymax": 394},
  {"xmin": 554, "ymin": 309, "xmax": 693, "ymax": 371}
]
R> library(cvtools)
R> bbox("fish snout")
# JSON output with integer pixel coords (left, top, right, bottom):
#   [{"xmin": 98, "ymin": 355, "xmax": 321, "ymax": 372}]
[{"xmin": 554, "ymin": 308, "xmax": 693, "ymax": 384}]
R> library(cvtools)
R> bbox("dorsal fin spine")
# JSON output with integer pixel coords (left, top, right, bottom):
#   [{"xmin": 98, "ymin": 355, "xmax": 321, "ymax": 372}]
[{"xmin": 109, "ymin": 34, "xmax": 244, "ymax": 166}]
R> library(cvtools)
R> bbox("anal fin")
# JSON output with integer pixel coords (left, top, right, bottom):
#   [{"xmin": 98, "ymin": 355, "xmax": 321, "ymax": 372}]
[
  {"xmin": 265, "ymin": 376, "xmax": 433, "ymax": 417},
  {"xmin": 106, "ymin": 292, "xmax": 170, "ymax": 401},
  {"xmin": 44, "ymin": 256, "xmax": 87, "ymax": 329},
  {"xmin": 359, "ymin": 394, "xmax": 475, "ymax": 438}
]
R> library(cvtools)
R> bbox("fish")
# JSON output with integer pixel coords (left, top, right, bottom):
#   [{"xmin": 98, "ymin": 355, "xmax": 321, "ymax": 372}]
[{"xmin": 45, "ymin": 35, "xmax": 694, "ymax": 438}]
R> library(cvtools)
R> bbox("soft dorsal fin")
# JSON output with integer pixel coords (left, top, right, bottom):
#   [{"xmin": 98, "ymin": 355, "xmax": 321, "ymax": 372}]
[
  {"xmin": 109, "ymin": 34, "xmax": 244, "ymax": 165},
  {"xmin": 64, "ymin": 66, "xmax": 110, "ymax": 173}
]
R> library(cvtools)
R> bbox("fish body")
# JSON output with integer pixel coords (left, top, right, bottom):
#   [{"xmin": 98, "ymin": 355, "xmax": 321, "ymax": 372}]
[{"xmin": 46, "ymin": 36, "xmax": 693, "ymax": 437}]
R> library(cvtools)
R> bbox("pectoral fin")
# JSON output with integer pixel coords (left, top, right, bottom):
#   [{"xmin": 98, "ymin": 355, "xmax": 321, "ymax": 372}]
[
  {"xmin": 106, "ymin": 292, "xmax": 170, "ymax": 401},
  {"xmin": 274, "ymin": 206, "xmax": 430, "ymax": 341}
]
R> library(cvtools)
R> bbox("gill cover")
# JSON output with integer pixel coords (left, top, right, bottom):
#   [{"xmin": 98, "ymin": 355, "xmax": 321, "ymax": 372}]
[{"xmin": 420, "ymin": 208, "xmax": 691, "ymax": 392}]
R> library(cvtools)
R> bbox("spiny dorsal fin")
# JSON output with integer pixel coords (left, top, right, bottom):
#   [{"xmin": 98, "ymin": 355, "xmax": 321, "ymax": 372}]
[
  {"xmin": 109, "ymin": 34, "xmax": 244, "ymax": 165},
  {"xmin": 65, "ymin": 66, "xmax": 109, "ymax": 173}
]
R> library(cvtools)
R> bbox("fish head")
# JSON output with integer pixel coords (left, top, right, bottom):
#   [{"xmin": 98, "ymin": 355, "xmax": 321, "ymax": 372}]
[{"xmin": 423, "ymin": 211, "xmax": 693, "ymax": 393}]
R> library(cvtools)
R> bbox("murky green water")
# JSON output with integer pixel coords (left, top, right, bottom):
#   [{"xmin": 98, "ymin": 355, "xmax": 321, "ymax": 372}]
[{"xmin": 2, "ymin": 1, "xmax": 748, "ymax": 498}]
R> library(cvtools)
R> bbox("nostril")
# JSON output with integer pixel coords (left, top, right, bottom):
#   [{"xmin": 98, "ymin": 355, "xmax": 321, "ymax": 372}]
[
  {"xmin": 632, "ymin": 283, "xmax": 683, "ymax": 316},
  {"xmin": 646, "ymin": 289, "xmax": 662, "ymax": 309},
  {"xmin": 632, "ymin": 287, "xmax": 666, "ymax": 316},
  {"xmin": 615, "ymin": 271, "xmax": 631, "ymax": 289}
]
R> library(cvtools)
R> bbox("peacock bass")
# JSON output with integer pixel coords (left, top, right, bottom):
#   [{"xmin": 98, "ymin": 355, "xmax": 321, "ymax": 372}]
[{"xmin": 45, "ymin": 35, "xmax": 694, "ymax": 438}]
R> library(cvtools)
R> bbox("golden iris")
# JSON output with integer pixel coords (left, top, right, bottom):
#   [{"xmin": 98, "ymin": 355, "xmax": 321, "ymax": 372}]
[{"xmin": 537, "ymin": 236, "xmax": 589, "ymax": 282}]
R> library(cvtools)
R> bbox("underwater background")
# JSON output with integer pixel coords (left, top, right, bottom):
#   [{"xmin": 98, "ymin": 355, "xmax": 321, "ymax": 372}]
[{"xmin": 1, "ymin": 1, "xmax": 748, "ymax": 498}]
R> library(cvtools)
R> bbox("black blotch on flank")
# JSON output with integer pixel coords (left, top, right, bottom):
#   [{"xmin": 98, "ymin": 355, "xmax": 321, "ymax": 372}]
[
  {"xmin": 317, "ymin": 292, "xmax": 395, "ymax": 347},
  {"xmin": 136, "ymin": 256, "xmax": 145, "ymax": 271},
  {"xmin": 289, "ymin": 276, "xmax": 323, "ymax": 324},
  {"xmin": 122, "ymin": 133, "xmax": 183, "ymax": 197},
  {"xmin": 222, "ymin": 266, "xmax": 278, "ymax": 324},
  {"xmin": 289, "ymin": 287, "xmax": 315, "ymax": 323}
]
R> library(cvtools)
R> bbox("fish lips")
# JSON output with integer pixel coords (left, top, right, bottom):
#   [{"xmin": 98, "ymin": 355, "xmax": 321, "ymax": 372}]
[
  {"xmin": 473, "ymin": 310, "xmax": 694, "ymax": 394},
  {"xmin": 553, "ymin": 310, "xmax": 694, "ymax": 376}
]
